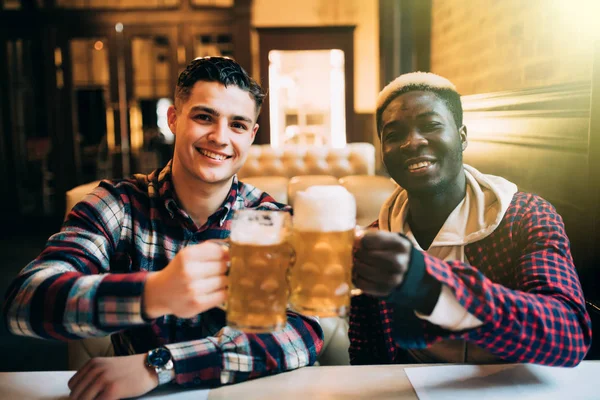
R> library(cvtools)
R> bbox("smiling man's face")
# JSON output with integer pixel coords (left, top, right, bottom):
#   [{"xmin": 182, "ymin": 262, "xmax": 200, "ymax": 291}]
[
  {"xmin": 380, "ymin": 90, "xmax": 467, "ymax": 195},
  {"xmin": 168, "ymin": 81, "xmax": 259, "ymax": 185}
]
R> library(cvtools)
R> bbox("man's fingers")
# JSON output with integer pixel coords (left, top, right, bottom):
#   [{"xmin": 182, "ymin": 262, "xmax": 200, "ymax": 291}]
[
  {"xmin": 359, "ymin": 231, "xmax": 411, "ymax": 251},
  {"xmin": 197, "ymin": 289, "xmax": 227, "ymax": 310},
  {"xmin": 352, "ymin": 257, "xmax": 397, "ymax": 281},
  {"xmin": 354, "ymin": 249, "xmax": 410, "ymax": 273},
  {"xmin": 94, "ymin": 382, "xmax": 120, "ymax": 400},
  {"xmin": 352, "ymin": 274, "xmax": 391, "ymax": 298},
  {"xmin": 352, "ymin": 258, "xmax": 405, "ymax": 297},
  {"xmin": 68, "ymin": 361, "xmax": 92, "ymax": 390},
  {"xmin": 187, "ymin": 261, "xmax": 229, "ymax": 279},
  {"xmin": 76, "ymin": 377, "xmax": 104, "ymax": 400},
  {"xmin": 193, "ymin": 275, "xmax": 228, "ymax": 295},
  {"xmin": 94, "ymin": 387, "xmax": 114, "ymax": 400},
  {"xmin": 68, "ymin": 363, "xmax": 103, "ymax": 400}
]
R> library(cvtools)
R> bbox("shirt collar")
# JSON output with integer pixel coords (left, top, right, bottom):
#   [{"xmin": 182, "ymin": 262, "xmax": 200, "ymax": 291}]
[{"xmin": 157, "ymin": 160, "xmax": 239, "ymax": 227}]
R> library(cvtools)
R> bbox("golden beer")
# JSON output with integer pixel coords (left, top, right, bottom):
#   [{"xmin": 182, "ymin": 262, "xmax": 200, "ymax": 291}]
[
  {"xmin": 225, "ymin": 210, "xmax": 292, "ymax": 333},
  {"xmin": 289, "ymin": 229, "xmax": 355, "ymax": 317},
  {"xmin": 288, "ymin": 185, "xmax": 357, "ymax": 318}
]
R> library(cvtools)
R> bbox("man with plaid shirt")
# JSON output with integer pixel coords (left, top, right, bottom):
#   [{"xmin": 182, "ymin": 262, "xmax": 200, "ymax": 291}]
[
  {"xmin": 350, "ymin": 72, "xmax": 591, "ymax": 366},
  {"xmin": 4, "ymin": 57, "xmax": 323, "ymax": 399}
]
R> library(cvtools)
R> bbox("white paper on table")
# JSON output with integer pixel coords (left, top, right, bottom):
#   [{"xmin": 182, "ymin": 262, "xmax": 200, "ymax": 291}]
[
  {"xmin": 141, "ymin": 386, "xmax": 210, "ymax": 400},
  {"xmin": 405, "ymin": 363, "xmax": 598, "ymax": 400}
]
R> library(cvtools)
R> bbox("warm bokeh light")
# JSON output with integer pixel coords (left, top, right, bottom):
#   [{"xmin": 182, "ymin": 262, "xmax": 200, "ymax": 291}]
[
  {"xmin": 93, "ymin": 41, "xmax": 103, "ymax": 51},
  {"xmin": 269, "ymin": 49, "xmax": 346, "ymax": 148}
]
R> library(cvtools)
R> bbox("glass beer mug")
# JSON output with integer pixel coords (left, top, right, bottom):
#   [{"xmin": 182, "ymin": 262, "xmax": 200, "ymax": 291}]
[
  {"xmin": 288, "ymin": 185, "xmax": 361, "ymax": 318},
  {"xmin": 224, "ymin": 209, "xmax": 294, "ymax": 333}
]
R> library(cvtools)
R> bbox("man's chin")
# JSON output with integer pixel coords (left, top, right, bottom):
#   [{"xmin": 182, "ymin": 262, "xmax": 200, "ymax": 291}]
[
  {"xmin": 195, "ymin": 169, "xmax": 234, "ymax": 185},
  {"xmin": 397, "ymin": 178, "xmax": 444, "ymax": 196}
]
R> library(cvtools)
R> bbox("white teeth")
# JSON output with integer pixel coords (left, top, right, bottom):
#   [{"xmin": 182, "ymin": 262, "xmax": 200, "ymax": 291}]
[
  {"xmin": 198, "ymin": 149, "xmax": 228, "ymax": 160},
  {"xmin": 408, "ymin": 161, "xmax": 432, "ymax": 171}
]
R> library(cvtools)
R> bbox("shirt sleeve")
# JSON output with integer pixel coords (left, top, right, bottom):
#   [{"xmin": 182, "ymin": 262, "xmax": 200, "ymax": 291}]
[
  {"xmin": 349, "ymin": 294, "xmax": 400, "ymax": 365},
  {"xmin": 3, "ymin": 183, "xmax": 152, "ymax": 340},
  {"xmin": 165, "ymin": 312, "xmax": 323, "ymax": 387},
  {"xmin": 348, "ymin": 219, "xmax": 402, "ymax": 365},
  {"xmin": 415, "ymin": 285, "xmax": 483, "ymax": 331},
  {"xmin": 394, "ymin": 194, "xmax": 591, "ymax": 367}
]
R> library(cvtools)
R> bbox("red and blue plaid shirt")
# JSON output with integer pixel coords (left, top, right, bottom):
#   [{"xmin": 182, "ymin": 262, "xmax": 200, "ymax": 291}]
[
  {"xmin": 349, "ymin": 192, "xmax": 591, "ymax": 367},
  {"xmin": 4, "ymin": 162, "xmax": 323, "ymax": 387}
]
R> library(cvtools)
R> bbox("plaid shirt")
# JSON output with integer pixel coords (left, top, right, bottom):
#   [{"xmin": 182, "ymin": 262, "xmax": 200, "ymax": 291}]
[
  {"xmin": 4, "ymin": 162, "xmax": 323, "ymax": 387},
  {"xmin": 349, "ymin": 192, "xmax": 591, "ymax": 367}
]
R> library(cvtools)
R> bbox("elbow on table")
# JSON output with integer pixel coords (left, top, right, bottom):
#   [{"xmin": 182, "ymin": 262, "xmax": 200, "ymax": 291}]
[{"xmin": 543, "ymin": 319, "xmax": 592, "ymax": 367}]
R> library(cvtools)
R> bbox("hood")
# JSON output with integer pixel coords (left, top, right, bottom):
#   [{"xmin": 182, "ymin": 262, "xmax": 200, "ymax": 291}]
[{"xmin": 378, "ymin": 164, "xmax": 518, "ymax": 248}]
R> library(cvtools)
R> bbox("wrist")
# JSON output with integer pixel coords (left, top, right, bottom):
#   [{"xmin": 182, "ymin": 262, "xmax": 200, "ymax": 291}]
[
  {"xmin": 143, "ymin": 272, "xmax": 169, "ymax": 319},
  {"xmin": 147, "ymin": 347, "xmax": 175, "ymax": 386},
  {"xmin": 386, "ymin": 245, "xmax": 441, "ymax": 314}
]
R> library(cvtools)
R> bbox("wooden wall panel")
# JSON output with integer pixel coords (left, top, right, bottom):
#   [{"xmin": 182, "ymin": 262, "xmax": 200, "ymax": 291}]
[{"xmin": 461, "ymin": 82, "xmax": 598, "ymax": 298}]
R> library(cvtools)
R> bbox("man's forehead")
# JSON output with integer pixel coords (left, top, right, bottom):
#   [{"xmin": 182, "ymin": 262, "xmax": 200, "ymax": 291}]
[
  {"xmin": 383, "ymin": 91, "xmax": 447, "ymax": 119},
  {"xmin": 184, "ymin": 81, "xmax": 255, "ymax": 113}
]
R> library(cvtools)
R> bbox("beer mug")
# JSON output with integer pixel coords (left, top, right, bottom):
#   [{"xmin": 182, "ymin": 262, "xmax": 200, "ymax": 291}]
[
  {"xmin": 288, "ymin": 185, "xmax": 361, "ymax": 318},
  {"xmin": 225, "ymin": 209, "xmax": 294, "ymax": 333}
]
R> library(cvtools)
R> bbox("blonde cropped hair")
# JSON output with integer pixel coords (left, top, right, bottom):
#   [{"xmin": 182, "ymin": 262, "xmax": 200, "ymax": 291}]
[{"xmin": 376, "ymin": 72, "xmax": 462, "ymax": 136}]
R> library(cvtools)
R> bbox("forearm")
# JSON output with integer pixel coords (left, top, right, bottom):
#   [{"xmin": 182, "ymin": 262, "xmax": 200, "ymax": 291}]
[
  {"xmin": 166, "ymin": 312, "xmax": 323, "ymax": 387},
  {"xmin": 349, "ymin": 294, "xmax": 398, "ymax": 365},
  {"xmin": 3, "ymin": 186, "xmax": 139, "ymax": 340},
  {"xmin": 4, "ymin": 260, "xmax": 151, "ymax": 340},
  {"xmin": 405, "ymin": 252, "xmax": 591, "ymax": 366}
]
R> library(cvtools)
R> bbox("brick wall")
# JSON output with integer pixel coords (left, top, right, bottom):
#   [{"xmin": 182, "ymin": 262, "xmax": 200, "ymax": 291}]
[{"xmin": 431, "ymin": 0, "xmax": 598, "ymax": 95}]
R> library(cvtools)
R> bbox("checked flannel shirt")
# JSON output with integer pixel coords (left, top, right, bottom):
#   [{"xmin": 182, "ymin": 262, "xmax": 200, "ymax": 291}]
[
  {"xmin": 349, "ymin": 192, "xmax": 591, "ymax": 367},
  {"xmin": 4, "ymin": 161, "xmax": 323, "ymax": 387}
]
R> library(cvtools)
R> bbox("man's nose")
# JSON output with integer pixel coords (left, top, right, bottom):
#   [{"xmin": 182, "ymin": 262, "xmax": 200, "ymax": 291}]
[
  {"xmin": 207, "ymin": 119, "xmax": 228, "ymax": 145},
  {"xmin": 399, "ymin": 128, "xmax": 428, "ymax": 151}
]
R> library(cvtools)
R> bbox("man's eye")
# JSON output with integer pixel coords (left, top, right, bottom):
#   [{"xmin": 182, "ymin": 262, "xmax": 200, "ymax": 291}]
[
  {"xmin": 194, "ymin": 114, "xmax": 211, "ymax": 122},
  {"xmin": 232, "ymin": 122, "xmax": 248, "ymax": 130},
  {"xmin": 384, "ymin": 132, "xmax": 402, "ymax": 141},
  {"xmin": 422, "ymin": 123, "xmax": 441, "ymax": 131}
]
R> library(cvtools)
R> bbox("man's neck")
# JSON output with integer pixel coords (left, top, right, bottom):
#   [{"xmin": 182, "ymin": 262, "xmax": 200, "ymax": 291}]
[
  {"xmin": 171, "ymin": 162, "xmax": 233, "ymax": 227},
  {"xmin": 407, "ymin": 172, "xmax": 467, "ymax": 249}
]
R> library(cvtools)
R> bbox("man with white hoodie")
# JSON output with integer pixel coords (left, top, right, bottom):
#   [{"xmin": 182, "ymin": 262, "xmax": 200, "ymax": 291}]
[{"xmin": 349, "ymin": 72, "xmax": 591, "ymax": 366}]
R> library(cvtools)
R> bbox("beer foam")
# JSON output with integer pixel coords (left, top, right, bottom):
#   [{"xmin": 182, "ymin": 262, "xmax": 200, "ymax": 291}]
[
  {"xmin": 293, "ymin": 186, "xmax": 356, "ymax": 232},
  {"xmin": 230, "ymin": 210, "xmax": 289, "ymax": 245}
]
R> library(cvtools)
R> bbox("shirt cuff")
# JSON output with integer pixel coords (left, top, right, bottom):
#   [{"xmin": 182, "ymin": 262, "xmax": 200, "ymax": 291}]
[
  {"xmin": 94, "ymin": 271, "xmax": 151, "ymax": 328},
  {"xmin": 385, "ymin": 245, "xmax": 441, "ymax": 314},
  {"xmin": 166, "ymin": 338, "xmax": 222, "ymax": 387},
  {"xmin": 415, "ymin": 284, "xmax": 483, "ymax": 331}
]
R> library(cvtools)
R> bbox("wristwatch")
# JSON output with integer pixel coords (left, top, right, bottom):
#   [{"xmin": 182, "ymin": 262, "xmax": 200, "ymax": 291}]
[{"xmin": 146, "ymin": 347, "xmax": 175, "ymax": 385}]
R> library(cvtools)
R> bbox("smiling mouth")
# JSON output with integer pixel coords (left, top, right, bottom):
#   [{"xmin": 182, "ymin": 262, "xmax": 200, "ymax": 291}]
[
  {"xmin": 407, "ymin": 161, "xmax": 435, "ymax": 172},
  {"xmin": 196, "ymin": 148, "xmax": 232, "ymax": 161}
]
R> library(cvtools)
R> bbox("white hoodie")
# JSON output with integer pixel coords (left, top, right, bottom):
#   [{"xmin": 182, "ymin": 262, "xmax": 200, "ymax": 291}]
[{"xmin": 378, "ymin": 164, "xmax": 518, "ymax": 362}]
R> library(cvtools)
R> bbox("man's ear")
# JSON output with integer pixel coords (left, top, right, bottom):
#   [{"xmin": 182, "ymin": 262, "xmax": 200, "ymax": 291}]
[
  {"xmin": 250, "ymin": 123, "xmax": 259, "ymax": 142},
  {"xmin": 167, "ymin": 105, "xmax": 178, "ymax": 136},
  {"xmin": 459, "ymin": 125, "xmax": 468, "ymax": 151}
]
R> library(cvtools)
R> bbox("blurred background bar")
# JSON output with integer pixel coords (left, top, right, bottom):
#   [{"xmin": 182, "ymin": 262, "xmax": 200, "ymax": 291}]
[{"xmin": 0, "ymin": 0, "xmax": 599, "ymax": 372}]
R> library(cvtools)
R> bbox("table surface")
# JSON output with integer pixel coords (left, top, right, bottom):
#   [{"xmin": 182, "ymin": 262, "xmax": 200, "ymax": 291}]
[
  {"xmin": 1, "ymin": 361, "xmax": 598, "ymax": 400},
  {"xmin": 209, "ymin": 364, "xmax": 419, "ymax": 399}
]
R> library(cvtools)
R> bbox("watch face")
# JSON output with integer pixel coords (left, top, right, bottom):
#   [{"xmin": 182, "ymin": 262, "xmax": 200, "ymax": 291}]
[{"xmin": 148, "ymin": 347, "xmax": 171, "ymax": 368}]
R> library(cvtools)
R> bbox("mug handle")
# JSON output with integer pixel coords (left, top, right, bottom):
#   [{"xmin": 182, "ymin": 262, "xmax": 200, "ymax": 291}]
[
  {"xmin": 350, "ymin": 225, "xmax": 378, "ymax": 297},
  {"xmin": 210, "ymin": 238, "xmax": 231, "ymax": 274},
  {"xmin": 209, "ymin": 238, "xmax": 231, "ymax": 310}
]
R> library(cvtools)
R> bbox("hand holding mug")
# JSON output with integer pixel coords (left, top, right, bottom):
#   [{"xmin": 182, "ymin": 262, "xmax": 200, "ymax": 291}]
[
  {"xmin": 143, "ymin": 241, "xmax": 229, "ymax": 319},
  {"xmin": 352, "ymin": 230, "xmax": 412, "ymax": 298}
]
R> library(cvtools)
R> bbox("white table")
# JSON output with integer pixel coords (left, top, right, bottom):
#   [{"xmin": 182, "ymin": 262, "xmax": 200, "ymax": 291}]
[{"xmin": 1, "ymin": 362, "xmax": 598, "ymax": 399}]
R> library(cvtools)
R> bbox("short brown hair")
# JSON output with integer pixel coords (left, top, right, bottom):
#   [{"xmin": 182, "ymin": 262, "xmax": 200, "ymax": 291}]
[{"xmin": 175, "ymin": 57, "xmax": 266, "ymax": 113}]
